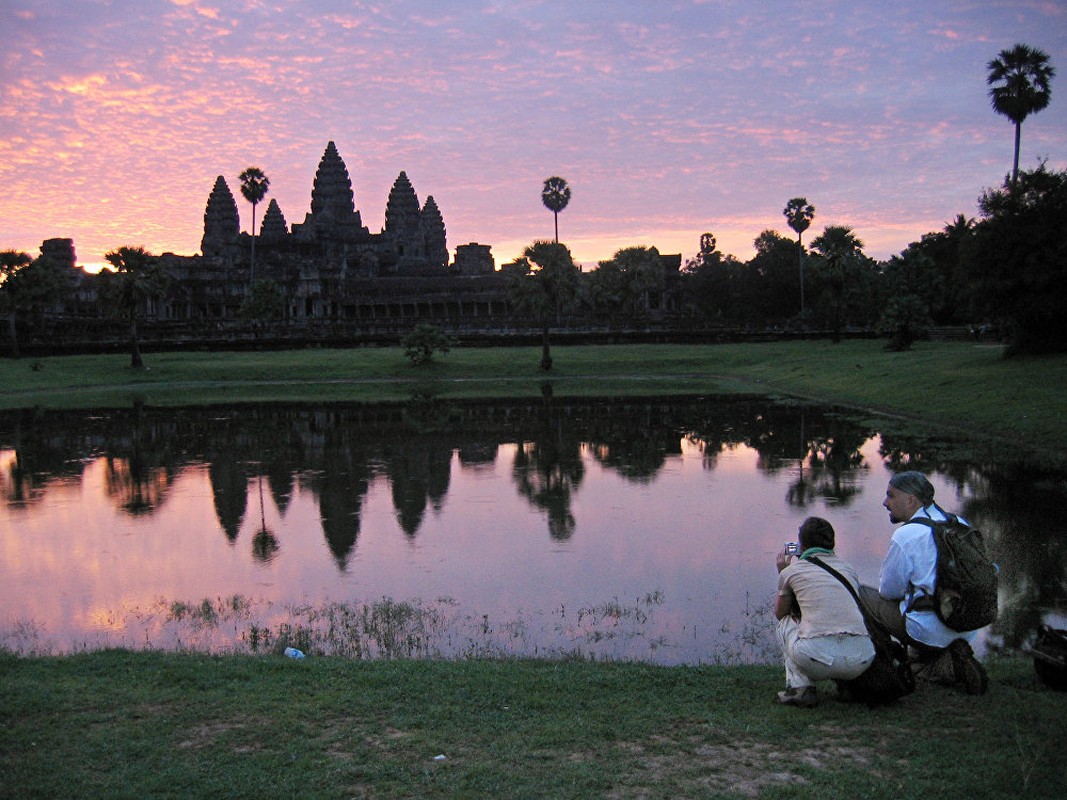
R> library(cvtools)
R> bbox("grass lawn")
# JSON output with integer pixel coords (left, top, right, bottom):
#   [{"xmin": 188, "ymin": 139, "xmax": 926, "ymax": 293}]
[
  {"xmin": 1, "ymin": 650, "xmax": 1063, "ymax": 799},
  {"xmin": 2, "ymin": 340, "xmax": 1066, "ymax": 457}
]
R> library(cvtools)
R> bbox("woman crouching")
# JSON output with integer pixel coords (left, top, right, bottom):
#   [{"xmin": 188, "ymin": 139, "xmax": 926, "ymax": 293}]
[{"xmin": 773, "ymin": 517, "xmax": 875, "ymax": 707}]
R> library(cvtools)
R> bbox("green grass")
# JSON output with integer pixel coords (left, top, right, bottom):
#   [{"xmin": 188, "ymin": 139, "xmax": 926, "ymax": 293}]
[
  {"xmin": 3, "ymin": 340, "xmax": 1066, "ymax": 456},
  {"xmin": 1, "ymin": 650, "xmax": 1062, "ymax": 799}
]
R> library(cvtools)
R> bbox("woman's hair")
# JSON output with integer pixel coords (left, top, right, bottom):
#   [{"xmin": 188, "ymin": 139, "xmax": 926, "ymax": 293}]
[{"xmin": 798, "ymin": 516, "xmax": 835, "ymax": 550}]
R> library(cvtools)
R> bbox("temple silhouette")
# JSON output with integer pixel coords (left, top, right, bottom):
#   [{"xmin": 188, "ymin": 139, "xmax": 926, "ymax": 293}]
[
  {"xmin": 187, "ymin": 140, "xmax": 500, "ymax": 322},
  {"xmin": 16, "ymin": 141, "xmax": 684, "ymax": 350},
  {"xmin": 204, "ymin": 142, "xmax": 456, "ymax": 275}
]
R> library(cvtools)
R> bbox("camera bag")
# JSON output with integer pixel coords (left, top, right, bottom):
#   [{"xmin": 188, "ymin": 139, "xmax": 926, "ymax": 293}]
[{"xmin": 1032, "ymin": 625, "xmax": 1067, "ymax": 691}]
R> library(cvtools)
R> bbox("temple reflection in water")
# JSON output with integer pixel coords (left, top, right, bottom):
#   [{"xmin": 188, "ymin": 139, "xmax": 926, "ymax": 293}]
[{"xmin": 2, "ymin": 397, "xmax": 1064, "ymax": 661}]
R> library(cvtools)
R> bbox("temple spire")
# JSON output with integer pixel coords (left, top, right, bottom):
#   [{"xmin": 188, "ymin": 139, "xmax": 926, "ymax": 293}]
[
  {"xmin": 421, "ymin": 195, "xmax": 447, "ymax": 268},
  {"xmin": 260, "ymin": 198, "xmax": 288, "ymax": 242},
  {"xmin": 295, "ymin": 141, "xmax": 367, "ymax": 240},
  {"xmin": 201, "ymin": 175, "xmax": 240, "ymax": 257}
]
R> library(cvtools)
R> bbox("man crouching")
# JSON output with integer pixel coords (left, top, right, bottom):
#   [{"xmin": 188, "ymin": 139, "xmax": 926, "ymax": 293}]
[{"xmin": 859, "ymin": 470, "xmax": 989, "ymax": 695}]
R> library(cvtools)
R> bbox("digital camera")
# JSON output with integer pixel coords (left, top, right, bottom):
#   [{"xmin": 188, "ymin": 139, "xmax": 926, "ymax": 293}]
[{"xmin": 784, "ymin": 542, "xmax": 800, "ymax": 555}]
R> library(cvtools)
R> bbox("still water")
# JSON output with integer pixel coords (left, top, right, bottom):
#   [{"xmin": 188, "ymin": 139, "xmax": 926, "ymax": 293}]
[{"xmin": 2, "ymin": 396, "xmax": 1064, "ymax": 664}]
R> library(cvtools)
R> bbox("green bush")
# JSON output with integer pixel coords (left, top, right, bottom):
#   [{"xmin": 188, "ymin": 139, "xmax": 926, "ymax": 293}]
[{"xmin": 401, "ymin": 324, "xmax": 454, "ymax": 365}]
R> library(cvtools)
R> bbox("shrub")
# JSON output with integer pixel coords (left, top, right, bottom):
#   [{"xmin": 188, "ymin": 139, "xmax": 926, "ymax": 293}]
[{"xmin": 402, "ymin": 324, "xmax": 454, "ymax": 365}]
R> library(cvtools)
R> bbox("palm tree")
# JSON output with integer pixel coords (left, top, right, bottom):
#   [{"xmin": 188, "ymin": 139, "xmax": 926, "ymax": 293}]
[
  {"xmin": 810, "ymin": 226, "xmax": 863, "ymax": 344},
  {"xmin": 987, "ymin": 44, "xmax": 1056, "ymax": 186},
  {"xmin": 103, "ymin": 246, "xmax": 165, "ymax": 369},
  {"xmin": 783, "ymin": 198, "xmax": 815, "ymax": 315},
  {"xmin": 541, "ymin": 176, "xmax": 571, "ymax": 243},
  {"xmin": 507, "ymin": 240, "xmax": 580, "ymax": 371},
  {"xmin": 238, "ymin": 167, "xmax": 270, "ymax": 283},
  {"xmin": 943, "ymin": 213, "xmax": 974, "ymax": 239}
]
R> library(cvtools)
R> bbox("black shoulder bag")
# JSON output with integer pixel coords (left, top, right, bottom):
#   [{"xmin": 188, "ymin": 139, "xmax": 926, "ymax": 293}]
[{"xmin": 808, "ymin": 556, "xmax": 915, "ymax": 707}]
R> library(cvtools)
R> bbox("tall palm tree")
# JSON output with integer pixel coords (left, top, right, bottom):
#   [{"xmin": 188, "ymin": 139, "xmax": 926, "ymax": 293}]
[
  {"xmin": 783, "ymin": 198, "xmax": 815, "ymax": 314},
  {"xmin": 987, "ymin": 44, "xmax": 1056, "ymax": 186},
  {"xmin": 541, "ymin": 176, "xmax": 571, "ymax": 243},
  {"xmin": 238, "ymin": 167, "xmax": 270, "ymax": 283},
  {"xmin": 943, "ymin": 213, "xmax": 974, "ymax": 239}
]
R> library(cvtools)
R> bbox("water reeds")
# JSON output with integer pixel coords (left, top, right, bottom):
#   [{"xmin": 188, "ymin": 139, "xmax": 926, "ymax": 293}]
[{"xmin": 1, "ymin": 590, "xmax": 777, "ymax": 665}]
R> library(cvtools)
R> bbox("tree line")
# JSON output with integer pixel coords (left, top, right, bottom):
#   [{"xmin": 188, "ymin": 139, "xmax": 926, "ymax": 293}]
[
  {"xmin": 503, "ymin": 160, "xmax": 1066, "ymax": 369},
  {"xmin": 3, "ymin": 161, "xmax": 1065, "ymax": 367}
]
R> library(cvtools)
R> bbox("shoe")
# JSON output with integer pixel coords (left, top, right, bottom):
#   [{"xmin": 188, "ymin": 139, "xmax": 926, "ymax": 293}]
[
  {"xmin": 948, "ymin": 639, "xmax": 989, "ymax": 696},
  {"xmin": 834, "ymin": 680, "xmax": 857, "ymax": 703},
  {"xmin": 775, "ymin": 686, "xmax": 819, "ymax": 708},
  {"xmin": 913, "ymin": 649, "xmax": 957, "ymax": 686}
]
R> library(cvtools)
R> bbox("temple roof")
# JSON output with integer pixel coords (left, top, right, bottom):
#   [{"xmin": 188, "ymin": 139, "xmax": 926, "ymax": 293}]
[
  {"xmin": 310, "ymin": 141, "xmax": 356, "ymax": 222},
  {"xmin": 384, "ymin": 171, "xmax": 422, "ymax": 239},
  {"xmin": 202, "ymin": 175, "xmax": 240, "ymax": 256}
]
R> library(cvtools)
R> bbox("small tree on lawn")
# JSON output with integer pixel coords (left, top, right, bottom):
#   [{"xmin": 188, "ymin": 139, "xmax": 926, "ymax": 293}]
[
  {"xmin": 102, "ymin": 246, "xmax": 167, "ymax": 369},
  {"xmin": 402, "ymin": 323, "xmax": 454, "ymax": 366}
]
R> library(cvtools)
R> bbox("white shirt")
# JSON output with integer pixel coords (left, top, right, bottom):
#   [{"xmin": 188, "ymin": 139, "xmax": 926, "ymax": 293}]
[{"xmin": 878, "ymin": 505, "xmax": 978, "ymax": 648}]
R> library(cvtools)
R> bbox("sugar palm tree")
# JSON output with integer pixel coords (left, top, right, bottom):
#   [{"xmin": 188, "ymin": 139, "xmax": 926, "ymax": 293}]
[
  {"xmin": 943, "ymin": 213, "xmax": 974, "ymax": 239},
  {"xmin": 541, "ymin": 176, "xmax": 571, "ymax": 243},
  {"xmin": 783, "ymin": 198, "xmax": 815, "ymax": 314},
  {"xmin": 987, "ymin": 44, "xmax": 1056, "ymax": 186},
  {"xmin": 238, "ymin": 167, "xmax": 270, "ymax": 283}
]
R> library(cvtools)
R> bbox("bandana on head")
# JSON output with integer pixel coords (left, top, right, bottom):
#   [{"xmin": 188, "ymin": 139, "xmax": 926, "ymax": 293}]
[{"xmin": 889, "ymin": 471, "xmax": 935, "ymax": 505}]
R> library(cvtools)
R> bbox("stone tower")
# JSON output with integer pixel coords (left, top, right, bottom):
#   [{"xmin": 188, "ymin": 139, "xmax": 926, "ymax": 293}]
[
  {"xmin": 294, "ymin": 141, "xmax": 368, "ymax": 241},
  {"xmin": 201, "ymin": 175, "xmax": 240, "ymax": 257},
  {"xmin": 259, "ymin": 198, "xmax": 288, "ymax": 243},
  {"xmin": 39, "ymin": 238, "xmax": 77, "ymax": 269},
  {"xmin": 420, "ymin": 196, "xmax": 448, "ymax": 269},
  {"xmin": 383, "ymin": 171, "xmax": 424, "ymax": 257}
]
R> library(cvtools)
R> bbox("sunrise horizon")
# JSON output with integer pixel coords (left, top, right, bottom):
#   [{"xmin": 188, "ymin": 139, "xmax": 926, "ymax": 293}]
[{"xmin": 3, "ymin": 1, "xmax": 1064, "ymax": 273}]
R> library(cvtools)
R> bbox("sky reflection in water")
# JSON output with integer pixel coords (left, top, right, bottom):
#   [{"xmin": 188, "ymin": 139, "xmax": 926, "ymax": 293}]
[{"xmin": 1, "ymin": 399, "xmax": 1062, "ymax": 663}]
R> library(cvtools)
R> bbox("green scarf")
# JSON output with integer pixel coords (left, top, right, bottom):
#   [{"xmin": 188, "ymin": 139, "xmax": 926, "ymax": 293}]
[{"xmin": 800, "ymin": 547, "xmax": 835, "ymax": 560}]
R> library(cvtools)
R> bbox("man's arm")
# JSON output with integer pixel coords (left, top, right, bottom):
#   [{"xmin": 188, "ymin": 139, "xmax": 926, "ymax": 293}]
[{"xmin": 878, "ymin": 538, "xmax": 913, "ymax": 600}]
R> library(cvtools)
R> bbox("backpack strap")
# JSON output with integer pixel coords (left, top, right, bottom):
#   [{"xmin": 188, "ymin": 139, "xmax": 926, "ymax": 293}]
[
  {"xmin": 807, "ymin": 556, "xmax": 862, "ymax": 605},
  {"xmin": 899, "ymin": 516, "xmax": 947, "ymax": 613}
]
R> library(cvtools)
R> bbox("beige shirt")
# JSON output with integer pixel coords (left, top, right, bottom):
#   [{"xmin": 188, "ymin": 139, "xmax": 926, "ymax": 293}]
[{"xmin": 777, "ymin": 554, "xmax": 869, "ymax": 639}]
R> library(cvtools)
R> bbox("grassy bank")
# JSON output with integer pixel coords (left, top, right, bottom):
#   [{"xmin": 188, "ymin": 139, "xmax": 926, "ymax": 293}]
[
  {"xmin": 2, "ymin": 340, "xmax": 1066, "ymax": 454},
  {"xmin": 1, "ymin": 650, "xmax": 1061, "ymax": 799}
]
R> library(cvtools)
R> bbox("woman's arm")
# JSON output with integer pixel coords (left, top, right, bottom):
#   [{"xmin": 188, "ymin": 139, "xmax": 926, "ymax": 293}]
[{"xmin": 774, "ymin": 591, "xmax": 795, "ymax": 621}]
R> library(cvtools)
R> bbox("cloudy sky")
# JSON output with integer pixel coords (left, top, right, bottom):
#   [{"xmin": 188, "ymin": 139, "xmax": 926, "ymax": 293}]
[{"xmin": 2, "ymin": 0, "xmax": 1064, "ymax": 271}]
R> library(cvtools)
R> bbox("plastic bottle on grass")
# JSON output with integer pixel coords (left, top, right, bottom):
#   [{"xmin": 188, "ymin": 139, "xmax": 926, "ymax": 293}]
[{"xmin": 284, "ymin": 647, "xmax": 305, "ymax": 659}]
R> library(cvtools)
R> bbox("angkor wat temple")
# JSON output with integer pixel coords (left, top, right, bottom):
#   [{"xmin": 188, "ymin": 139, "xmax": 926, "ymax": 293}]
[
  {"xmin": 183, "ymin": 140, "xmax": 504, "ymax": 323},
  {"xmin": 15, "ymin": 141, "xmax": 688, "ymax": 353}
]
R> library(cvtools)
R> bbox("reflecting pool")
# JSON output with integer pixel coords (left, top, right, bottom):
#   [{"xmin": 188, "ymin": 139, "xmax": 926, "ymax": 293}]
[{"xmin": 2, "ymin": 396, "xmax": 1064, "ymax": 663}]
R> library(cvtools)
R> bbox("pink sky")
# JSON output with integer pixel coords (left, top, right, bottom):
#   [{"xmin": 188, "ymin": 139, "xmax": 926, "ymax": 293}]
[{"xmin": 2, "ymin": 0, "xmax": 1065, "ymax": 271}]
